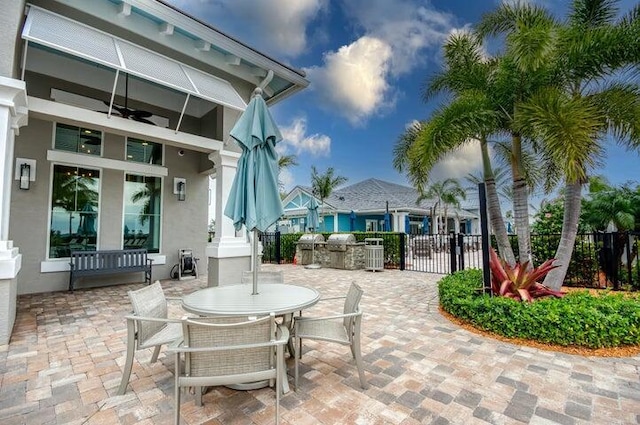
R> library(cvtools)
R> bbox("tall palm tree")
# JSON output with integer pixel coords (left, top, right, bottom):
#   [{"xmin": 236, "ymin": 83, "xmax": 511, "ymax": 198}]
[
  {"xmin": 393, "ymin": 32, "xmax": 517, "ymax": 264},
  {"xmin": 310, "ymin": 166, "xmax": 348, "ymax": 232},
  {"xmin": 483, "ymin": 0, "xmax": 640, "ymax": 289}
]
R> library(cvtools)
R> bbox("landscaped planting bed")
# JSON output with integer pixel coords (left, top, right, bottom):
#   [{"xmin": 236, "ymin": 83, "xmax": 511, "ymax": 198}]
[{"xmin": 439, "ymin": 269, "xmax": 640, "ymax": 350}]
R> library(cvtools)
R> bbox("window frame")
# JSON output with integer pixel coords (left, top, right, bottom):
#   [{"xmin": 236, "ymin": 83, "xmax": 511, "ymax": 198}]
[
  {"xmin": 122, "ymin": 173, "xmax": 163, "ymax": 253},
  {"xmin": 125, "ymin": 137, "xmax": 164, "ymax": 166},
  {"xmin": 46, "ymin": 163, "xmax": 102, "ymax": 260}
]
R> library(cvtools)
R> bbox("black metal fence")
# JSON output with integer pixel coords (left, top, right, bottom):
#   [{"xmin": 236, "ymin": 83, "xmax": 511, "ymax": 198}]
[{"xmin": 260, "ymin": 230, "xmax": 639, "ymax": 289}]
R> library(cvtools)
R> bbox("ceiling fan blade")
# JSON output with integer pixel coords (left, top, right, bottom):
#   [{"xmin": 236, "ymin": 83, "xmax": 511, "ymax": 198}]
[
  {"xmin": 133, "ymin": 116, "xmax": 156, "ymax": 125},
  {"xmin": 131, "ymin": 110, "xmax": 153, "ymax": 118}
]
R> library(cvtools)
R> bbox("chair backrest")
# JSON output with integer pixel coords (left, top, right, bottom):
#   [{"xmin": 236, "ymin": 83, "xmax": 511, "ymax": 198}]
[
  {"xmin": 241, "ymin": 270, "xmax": 284, "ymax": 285},
  {"xmin": 128, "ymin": 281, "xmax": 167, "ymax": 345},
  {"xmin": 343, "ymin": 282, "xmax": 364, "ymax": 331},
  {"xmin": 182, "ymin": 315, "xmax": 276, "ymax": 378}
]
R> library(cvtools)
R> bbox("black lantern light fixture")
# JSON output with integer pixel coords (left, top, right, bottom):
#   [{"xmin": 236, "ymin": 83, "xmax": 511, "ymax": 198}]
[
  {"xmin": 177, "ymin": 180, "xmax": 185, "ymax": 201},
  {"xmin": 20, "ymin": 163, "xmax": 31, "ymax": 190},
  {"xmin": 173, "ymin": 177, "xmax": 186, "ymax": 201}
]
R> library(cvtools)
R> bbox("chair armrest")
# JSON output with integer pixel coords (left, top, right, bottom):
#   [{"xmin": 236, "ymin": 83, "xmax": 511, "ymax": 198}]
[
  {"xmin": 294, "ymin": 310, "xmax": 361, "ymax": 324},
  {"xmin": 168, "ymin": 337, "xmax": 287, "ymax": 354},
  {"xmin": 124, "ymin": 314, "xmax": 183, "ymax": 324}
]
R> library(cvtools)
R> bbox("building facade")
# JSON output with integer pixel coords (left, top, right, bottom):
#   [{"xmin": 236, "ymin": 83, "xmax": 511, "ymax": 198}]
[
  {"xmin": 281, "ymin": 178, "xmax": 479, "ymax": 234},
  {"xmin": 0, "ymin": 0, "xmax": 307, "ymax": 343}
]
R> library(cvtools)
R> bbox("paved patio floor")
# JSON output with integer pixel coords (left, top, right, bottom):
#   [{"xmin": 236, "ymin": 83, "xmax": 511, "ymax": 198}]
[{"xmin": 1, "ymin": 265, "xmax": 639, "ymax": 424}]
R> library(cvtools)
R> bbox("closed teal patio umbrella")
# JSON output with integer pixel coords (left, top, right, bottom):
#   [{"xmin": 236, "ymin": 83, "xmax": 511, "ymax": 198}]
[
  {"xmin": 224, "ymin": 88, "xmax": 283, "ymax": 295},
  {"xmin": 306, "ymin": 197, "xmax": 319, "ymax": 231},
  {"xmin": 305, "ymin": 197, "xmax": 321, "ymax": 269}
]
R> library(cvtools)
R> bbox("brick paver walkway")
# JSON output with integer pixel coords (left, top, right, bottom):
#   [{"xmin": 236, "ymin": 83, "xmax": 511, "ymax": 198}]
[{"xmin": 1, "ymin": 265, "xmax": 638, "ymax": 424}]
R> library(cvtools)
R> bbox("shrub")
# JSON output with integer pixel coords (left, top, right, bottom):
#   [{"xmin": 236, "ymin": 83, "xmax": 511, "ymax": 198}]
[{"xmin": 439, "ymin": 269, "xmax": 640, "ymax": 348}]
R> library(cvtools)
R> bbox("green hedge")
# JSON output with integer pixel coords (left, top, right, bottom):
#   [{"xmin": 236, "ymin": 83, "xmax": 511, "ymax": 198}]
[{"xmin": 439, "ymin": 269, "xmax": 640, "ymax": 348}]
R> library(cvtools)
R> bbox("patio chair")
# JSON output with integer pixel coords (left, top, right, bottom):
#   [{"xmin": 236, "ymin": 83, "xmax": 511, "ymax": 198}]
[
  {"xmin": 170, "ymin": 313, "xmax": 288, "ymax": 425},
  {"xmin": 117, "ymin": 281, "xmax": 183, "ymax": 395},
  {"xmin": 292, "ymin": 282, "xmax": 367, "ymax": 389},
  {"xmin": 241, "ymin": 270, "xmax": 284, "ymax": 284}
]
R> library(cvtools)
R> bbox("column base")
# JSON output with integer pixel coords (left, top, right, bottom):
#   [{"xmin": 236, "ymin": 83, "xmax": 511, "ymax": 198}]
[
  {"xmin": 0, "ymin": 240, "xmax": 22, "ymax": 345},
  {"xmin": 206, "ymin": 237, "xmax": 251, "ymax": 287}
]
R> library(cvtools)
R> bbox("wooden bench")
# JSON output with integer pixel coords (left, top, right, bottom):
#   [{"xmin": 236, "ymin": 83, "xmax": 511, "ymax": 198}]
[{"xmin": 69, "ymin": 249, "xmax": 153, "ymax": 291}]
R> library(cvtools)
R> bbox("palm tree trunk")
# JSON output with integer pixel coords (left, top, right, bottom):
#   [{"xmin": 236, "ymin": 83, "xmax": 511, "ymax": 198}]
[
  {"xmin": 511, "ymin": 134, "xmax": 532, "ymax": 265},
  {"xmin": 481, "ymin": 138, "xmax": 516, "ymax": 266},
  {"xmin": 543, "ymin": 181, "xmax": 582, "ymax": 291}
]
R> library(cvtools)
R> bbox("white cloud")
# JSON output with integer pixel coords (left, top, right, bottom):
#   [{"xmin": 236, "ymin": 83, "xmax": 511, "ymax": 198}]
[
  {"xmin": 279, "ymin": 117, "xmax": 331, "ymax": 156},
  {"xmin": 341, "ymin": 0, "xmax": 457, "ymax": 76},
  {"xmin": 164, "ymin": 0, "xmax": 326, "ymax": 57},
  {"xmin": 221, "ymin": 0, "xmax": 327, "ymax": 57},
  {"xmin": 430, "ymin": 139, "xmax": 483, "ymax": 182},
  {"xmin": 305, "ymin": 36, "xmax": 394, "ymax": 125},
  {"xmin": 306, "ymin": 1, "xmax": 459, "ymax": 124}
]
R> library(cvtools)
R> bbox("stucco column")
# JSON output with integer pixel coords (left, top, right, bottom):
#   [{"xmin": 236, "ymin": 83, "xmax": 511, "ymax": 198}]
[
  {"xmin": 401, "ymin": 212, "xmax": 409, "ymax": 233},
  {"xmin": 206, "ymin": 150, "xmax": 251, "ymax": 286},
  {"xmin": 0, "ymin": 76, "xmax": 27, "ymax": 344}
]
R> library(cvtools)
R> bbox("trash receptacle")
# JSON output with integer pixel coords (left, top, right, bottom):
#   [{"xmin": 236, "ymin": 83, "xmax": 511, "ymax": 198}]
[{"xmin": 364, "ymin": 238, "xmax": 384, "ymax": 272}]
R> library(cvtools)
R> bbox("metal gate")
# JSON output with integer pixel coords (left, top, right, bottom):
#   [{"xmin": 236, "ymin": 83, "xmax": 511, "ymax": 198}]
[{"xmin": 404, "ymin": 233, "xmax": 484, "ymax": 274}]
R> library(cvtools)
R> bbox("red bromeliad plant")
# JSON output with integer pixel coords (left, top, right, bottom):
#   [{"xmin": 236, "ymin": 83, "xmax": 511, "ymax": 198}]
[{"xmin": 489, "ymin": 248, "xmax": 565, "ymax": 302}]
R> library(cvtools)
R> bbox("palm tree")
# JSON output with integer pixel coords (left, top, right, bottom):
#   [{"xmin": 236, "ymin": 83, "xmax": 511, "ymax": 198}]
[
  {"xmin": 277, "ymin": 154, "xmax": 298, "ymax": 194},
  {"xmin": 310, "ymin": 166, "xmax": 348, "ymax": 232},
  {"xmin": 393, "ymin": 32, "xmax": 517, "ymax": 264},
  {"xmin": 482, "ymin": 0, "xmax": 640, "ymax": 289},
  {"xmin": 419, "ymin": 179, "xmax": 466, "ymax": 234}
]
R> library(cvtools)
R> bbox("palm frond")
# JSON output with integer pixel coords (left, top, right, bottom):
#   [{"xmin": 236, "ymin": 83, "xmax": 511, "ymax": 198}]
[
  {"xmin": 569, "ymin": 0, "xmax": 618, "ymax": 28},
  {"xmin": 517, "ymin": 87, "xmax": 605, "ymax": 183}
]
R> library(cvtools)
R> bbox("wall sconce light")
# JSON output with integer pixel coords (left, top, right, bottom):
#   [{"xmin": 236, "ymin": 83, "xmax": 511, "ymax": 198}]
[
  {"xmin": 20, "ymin": 163, "xmax": 31, "ymax": 190},
  {"xmin": 174, "ymin": 177, "xmax": 186, "ymax": 201},
  {"xmin": 15, "ymin": 158, "xmax": 36, "ymax": 190}
]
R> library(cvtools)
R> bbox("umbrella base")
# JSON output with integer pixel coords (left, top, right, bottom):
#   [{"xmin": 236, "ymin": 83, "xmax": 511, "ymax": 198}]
[{"xmin": 305, "ymin": 263, "xmax": 322, "ymax": 269}]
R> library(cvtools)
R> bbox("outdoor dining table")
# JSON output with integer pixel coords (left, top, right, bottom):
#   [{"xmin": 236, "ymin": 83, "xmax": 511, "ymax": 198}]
[
  {"xmin": 181, "ymin": 283, "xmax": 321, "ymax": 317},
  {"xmin": 181, "ymin": 283, "xmax": 321, "ymax": 393}
]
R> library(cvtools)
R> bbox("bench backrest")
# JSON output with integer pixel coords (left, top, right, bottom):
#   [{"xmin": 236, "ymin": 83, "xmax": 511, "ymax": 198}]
[{"xmin": 70, "ymin": 249, "xmax": 148, "ymax": 271}]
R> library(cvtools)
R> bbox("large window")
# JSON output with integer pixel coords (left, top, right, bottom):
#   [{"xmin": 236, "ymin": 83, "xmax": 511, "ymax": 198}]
[
  {"xmin": 55, "ymin": 123, "xmax": 102, "ymax": 156},
  {"xmin": 49, "ymin": 165, "xmax": 100, "ymax": 258},
  {"xmin": 126, "ymin": 138, "xmax": 163, "ymax": 165},
  {"xmin": 123, "ymin": 175, "xmax": 161, "ymax": 253}
]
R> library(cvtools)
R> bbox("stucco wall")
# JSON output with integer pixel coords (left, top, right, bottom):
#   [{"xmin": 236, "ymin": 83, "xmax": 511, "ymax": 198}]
[
  {"xmin": 10, "ymin": 117, "xmax": 209, "ymax": 294},
  {"xmin": 0, "ymin": 0, "xmax": 26, "ymax": 78}
]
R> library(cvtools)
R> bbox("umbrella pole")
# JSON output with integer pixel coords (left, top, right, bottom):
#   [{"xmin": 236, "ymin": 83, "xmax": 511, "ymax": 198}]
[
  {"xmin": 305, "ymin": 228, "xmax": 321, "ymax": 269},
  {"xmin": 252, "ymin": 228, "xmax": 259, "ymax": 295}
]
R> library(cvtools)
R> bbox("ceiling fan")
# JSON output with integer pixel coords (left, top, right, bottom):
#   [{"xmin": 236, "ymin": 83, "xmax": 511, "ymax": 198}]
[{"xmin": 101, "ymin": 73, "xmax": 155, "ymax": 125}]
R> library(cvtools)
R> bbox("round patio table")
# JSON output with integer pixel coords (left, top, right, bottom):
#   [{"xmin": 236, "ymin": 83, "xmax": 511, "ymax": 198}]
[
  {"xmin": 181, "ymin": 283, "xmax": 320, "ymax": 393},
  {"xmin": 181, "ymin": 283, "xmax": 321, "ymax": 316}
]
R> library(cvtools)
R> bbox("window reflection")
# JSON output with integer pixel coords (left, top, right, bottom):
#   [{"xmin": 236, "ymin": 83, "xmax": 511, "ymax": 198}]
[
  {"xmin": 49, "ymin": 165, "xmax": 100, "ymax": 258},
  {"xmin": 55, "ymin": 123, "xmax": 102, "ymax": 156},
  {"xmin": 123, "ymin": 175, "xmax": 161, "ymax": 253}
]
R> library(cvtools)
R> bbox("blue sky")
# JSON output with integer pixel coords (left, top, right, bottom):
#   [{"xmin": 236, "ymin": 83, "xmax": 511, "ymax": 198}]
[{"xmin": 168, "ymin": 0, "xmax": 639, "ymax": 205}]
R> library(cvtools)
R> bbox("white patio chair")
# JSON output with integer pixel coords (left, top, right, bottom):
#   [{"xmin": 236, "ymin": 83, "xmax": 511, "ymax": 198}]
[
  {"xmin": 292, "ymin": 282, "xmax": 367, "ymax": 389},
  {"xmin": 117, "ymin": 281, "xmax": 183, "ymax": 395},
  {"xmin": 170, "ymin": 313, "xmax": 288, "ymax": 425},
  {"xmin": 241, "ymin": 270, "xmax": 284, "ymax": 284}
]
